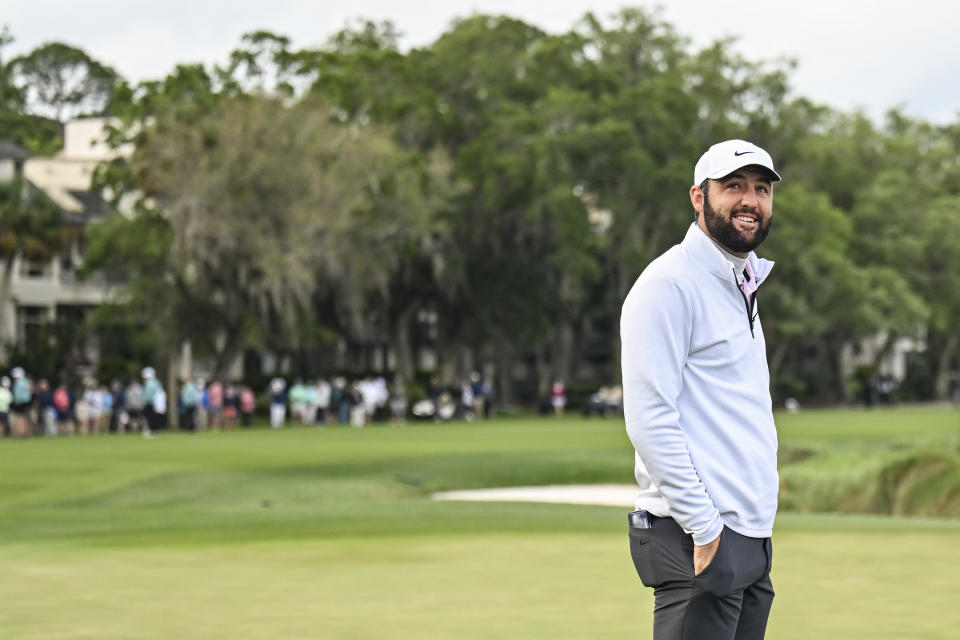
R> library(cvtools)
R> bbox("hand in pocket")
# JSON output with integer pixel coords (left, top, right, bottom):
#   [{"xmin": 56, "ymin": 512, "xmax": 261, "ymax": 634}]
[{"xmin": 694, "ymin": 532, "xmax": 721, "ymax": 576}]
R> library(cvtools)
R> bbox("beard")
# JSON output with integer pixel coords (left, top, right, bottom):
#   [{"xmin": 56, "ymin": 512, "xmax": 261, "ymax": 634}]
[{"xmin": 701, "ymin": 188, "xmax": 771, "ymax": 253}]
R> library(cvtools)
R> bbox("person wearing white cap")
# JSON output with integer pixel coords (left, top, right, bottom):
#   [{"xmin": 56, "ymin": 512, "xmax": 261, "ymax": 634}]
[
  {"xmin": 141, "ymin": 366, "xmax": 160, "ymax": 436},
  {"xmin": 10, "ymin": 366, "xmax": 33, "ymax": 437},
  {"xmin": 621, "ymin": 139, "xmax": 781, "ymax": 639}
]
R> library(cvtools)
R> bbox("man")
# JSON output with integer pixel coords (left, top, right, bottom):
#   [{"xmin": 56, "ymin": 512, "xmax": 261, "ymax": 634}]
[
  {"xmin": 621, "ymin": 139, "xmax": 781, "ymax": 640},
  {"xmin": 315, "ymin": 378, "xmax": 331, "ymax": 425},
  {"xmin": 35, "ymin": 379, "xmax": 55, "ymax": 436},
  {"xmin": 125, "ymin": 378, "xmax": 146, "ymax": 433},
  {"xmin": 109, "ymin": 379, "xmax": 126, "ymax": 433},
  {"xmin": 269, "ymin": 377, "xmax": 287, "ymax": 428},
  {"xmin": 179, "ymin": 376, "xmax": 198, "ymax": 432},
  {"xmin": 0, "ymin": 376, "xmax": 12, "ymax": 437},
  {"xmin": 141, "ymin": 366, "xmax": 160, "ymax": 435},
  {"xmin": 207, "ymin": 379, "xmax": 223, "ymax": 430},
  {"xmin": 10, "ymin": 366, "xmax": 32, "ymax": 437}
]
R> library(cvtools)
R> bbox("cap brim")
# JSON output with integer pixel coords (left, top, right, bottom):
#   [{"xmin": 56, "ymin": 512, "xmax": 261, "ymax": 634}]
[{"xmin": 708, "ymin": 161, "xmax": 781, "ymax": 183}]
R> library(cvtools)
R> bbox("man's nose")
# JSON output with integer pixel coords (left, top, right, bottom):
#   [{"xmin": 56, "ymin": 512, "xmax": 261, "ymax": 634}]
[{"xmin": 740, "ymin": 188, "xmax": 759, "ymax": 208}]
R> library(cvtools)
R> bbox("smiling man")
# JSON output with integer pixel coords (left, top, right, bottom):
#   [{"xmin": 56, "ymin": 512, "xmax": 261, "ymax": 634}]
[{"xmin": 620, "ymin": 140, "xmax": 781, "ymax": 640}]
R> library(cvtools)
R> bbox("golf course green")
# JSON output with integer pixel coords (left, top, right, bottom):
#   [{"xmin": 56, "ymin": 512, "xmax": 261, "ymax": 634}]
[{"xmin": 1, "ymin": 407, "xmax": 957, "ymax": 638}]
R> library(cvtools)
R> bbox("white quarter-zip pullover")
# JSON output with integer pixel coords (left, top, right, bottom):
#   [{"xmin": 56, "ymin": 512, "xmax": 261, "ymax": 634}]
[{"xmin": 621, "ymin": 223, "xmax": 779, "ymax": 545}]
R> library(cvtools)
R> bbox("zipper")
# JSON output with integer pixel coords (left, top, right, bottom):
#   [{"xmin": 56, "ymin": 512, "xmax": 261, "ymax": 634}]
[{"xmin": 732, "ymin": 267, "xmax": 757, "ymax": 339}]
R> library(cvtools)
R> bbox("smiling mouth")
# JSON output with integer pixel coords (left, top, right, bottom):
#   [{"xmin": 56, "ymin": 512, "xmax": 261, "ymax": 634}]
[{"xmin": 733, "ymin": 214, "xmax": 758, "ymax": 224}]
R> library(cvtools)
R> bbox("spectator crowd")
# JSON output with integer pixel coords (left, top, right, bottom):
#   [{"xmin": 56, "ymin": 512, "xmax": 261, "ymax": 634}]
[{"xmin": 0, "ymin": 365, "xmax": 502, "ymax": 439}]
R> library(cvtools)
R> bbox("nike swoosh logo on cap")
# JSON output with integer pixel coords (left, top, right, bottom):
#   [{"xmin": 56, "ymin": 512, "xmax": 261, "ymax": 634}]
[{"xmin": 733, "ymin": 150, "xmax": 753, "ymax": 156}]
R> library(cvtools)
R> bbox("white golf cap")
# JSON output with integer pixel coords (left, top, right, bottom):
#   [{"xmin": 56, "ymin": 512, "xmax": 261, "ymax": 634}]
[{"xmin": 693, "ymin": 139, "xmax": 781, "ymax": 185}]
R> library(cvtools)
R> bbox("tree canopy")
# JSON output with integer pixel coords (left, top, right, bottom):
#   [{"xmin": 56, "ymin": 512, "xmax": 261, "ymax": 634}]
[{"xmin": 3, "ymin": 9, "xmax": 958, "ymax": 404}]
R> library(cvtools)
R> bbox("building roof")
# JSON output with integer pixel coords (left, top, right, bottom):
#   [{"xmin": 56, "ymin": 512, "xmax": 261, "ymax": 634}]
[
  {"xmin": 0, "ymin": 139, "xmax": 31, "ymax": 161},
  {"xmin": 66, "ymin": 189, "xmax": 110, "ymax": 218},
  {"xmin": 20, "ymin": 180, "xmax": 111, "ymax": 224}
]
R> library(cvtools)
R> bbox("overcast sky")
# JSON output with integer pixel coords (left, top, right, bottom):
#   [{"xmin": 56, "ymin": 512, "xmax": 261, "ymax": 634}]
[{"xmin": 2, "ymin": 0, "xmax": 958, "ymax": 124}]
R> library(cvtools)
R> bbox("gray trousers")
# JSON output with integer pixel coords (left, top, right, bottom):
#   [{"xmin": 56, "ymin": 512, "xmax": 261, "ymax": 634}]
[{"xmin": 629, "ymin": 514, "xmax": 774, "ymax": 640}]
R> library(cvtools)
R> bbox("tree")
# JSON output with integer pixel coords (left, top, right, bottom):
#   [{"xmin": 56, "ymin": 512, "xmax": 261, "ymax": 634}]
[
  {"xmin": 303, "ymin": 20, "xmax": 440, "ymax": 150},
  {"xmin": 0, "ymin": 27, "xmax": 60, "ymax": 154},
  {"xmin": 0, "ymin": 178, "xmax": 64, "ymax": 347},
  {"xmin": 0, "ymin": 24, "xmax": 17, "ymax": 109},
  {"xmin": 74, "ymin": 10, "xmax": 960, "ymax": 407},
  {"xmin": 216, "ymin": 30, "xmax": 300, "ymax": 97},
  {"xmin": 86, "ymin": 93, "xmax": 453, "ymax": 381},
  {"xmin": 8, "ymin": 42, "xmax": 120, "ymax": 126},
  {"xmin": 857, "ymin": 113, "xmax": 960, "ymax": 399},
  {"xmin": 761, "ymin": 183, "xmax": 926, "ymax": 401},
  {"xmin": 412, "ymin": 15, "xmax": 605, "ymax": 397},
  {"xmin": 916, "ymin": 194, "xmax": 960, "ymax": 398}
]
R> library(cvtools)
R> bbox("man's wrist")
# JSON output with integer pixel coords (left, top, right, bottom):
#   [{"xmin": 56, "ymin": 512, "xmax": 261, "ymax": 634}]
[{"xmin": 691, "ymin": 518, "xmax": 723, "ymax": 546}]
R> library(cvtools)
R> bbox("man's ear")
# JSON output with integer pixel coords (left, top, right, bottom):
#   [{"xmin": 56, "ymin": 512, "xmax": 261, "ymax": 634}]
[{"xmin": 689, "ymin": 184, "xmax": 704, "ymax": 218}]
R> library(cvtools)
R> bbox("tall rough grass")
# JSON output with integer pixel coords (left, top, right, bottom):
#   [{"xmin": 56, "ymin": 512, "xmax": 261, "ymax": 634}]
[{"xmin": 779, "ymin": 436, "xmax": 960, "ymax": 516}]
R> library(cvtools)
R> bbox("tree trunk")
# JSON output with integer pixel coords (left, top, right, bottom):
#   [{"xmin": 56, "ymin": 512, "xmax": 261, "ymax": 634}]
[
  {"xmin": 166, "ymin": 348, "xmax": 179, "ymax": 431},
  {"xmin": 213, "ymin": 325, "xmax": 245, "ymax": 380},
  {"xmin": 870, "ymin": 331, "xmax": 899, "ymax": 373},
  {"xmin": 933, "ymin": 333, "xmax": 958, "ymax": 400},
  {"xmin": 554, "ymin": 317, "xmax": 575, "ymax": 386},
  {"xmin": 609, "ymin": 262, "xmax": 627, "ymax": 385},
  {"xmin": 393, "ymin": 306, "xmax": 415, "ymax": 382},
  {"xmin": 832, "ymin": 339, "xmax": 851, "ymax": 404},
  {"xmin": 495, "ymin": 341, "xmax": 513, "ymax": 408},
  {"xmin": 0, "ymin": 252, "xmax": 17, "ymax": 347},
  {"xmin": 534, "ymin": 345, "xmax": 552, "ymax": 398},
  {"xmin": 768, "ymin": 341, "xmax": 790, "ymax": 394}
]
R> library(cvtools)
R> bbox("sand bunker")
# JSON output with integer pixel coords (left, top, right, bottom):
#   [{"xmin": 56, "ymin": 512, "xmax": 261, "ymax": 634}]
[{"xmin": 432, "ymin": 484, "xmax": 637, "ymax": 507}]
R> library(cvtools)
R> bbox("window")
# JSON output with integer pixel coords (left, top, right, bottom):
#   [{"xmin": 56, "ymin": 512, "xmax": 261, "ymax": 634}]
[
  {"xmin": 16, "ymin": 305, "xmax": 50, "ymax": 348},
  {"xmin": 60, "ymin": 247, "xmax": 76, "ymax": 281},
  {"xmin": 19, "ymin": 258, "xmax": 50, "ymax": 278}
]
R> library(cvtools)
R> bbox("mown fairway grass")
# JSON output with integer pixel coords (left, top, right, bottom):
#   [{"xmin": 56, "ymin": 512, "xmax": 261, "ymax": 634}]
[{"xmin": 1, "ymin": 407, "xmax": 958, "ymax": 639}]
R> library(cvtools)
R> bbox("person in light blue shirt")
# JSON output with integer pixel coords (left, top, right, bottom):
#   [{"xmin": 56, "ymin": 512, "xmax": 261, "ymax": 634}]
[
  {"xmin": 142, "ymin": 366, "xmax": 161, "ymax": 435},
  {"xmin": 622, "ymin": 140, "xmax": 781, "ymax": 640},
  {"xmin": 180, "ymin": 377, "xmax": 198, "ymax": 432},
  {"xmin": 10, "ymin": 366, "xmax": 32, "ymax": 437}
]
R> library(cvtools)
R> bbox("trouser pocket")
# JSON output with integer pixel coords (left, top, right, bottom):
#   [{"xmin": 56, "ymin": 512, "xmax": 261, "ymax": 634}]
[
  {"xmin": 629, "ymin": 525, "xmax": 660, "ymax": 587},
  {"xmin": 628, "ymin": 516, "xmax": 693, "ymax": 588},
  {"xmin": 694, "ymin": 527, "xmax": 768, "ymax": 597}
]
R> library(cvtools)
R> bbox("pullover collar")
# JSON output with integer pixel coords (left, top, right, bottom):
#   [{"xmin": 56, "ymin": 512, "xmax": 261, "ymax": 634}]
[{"xmin": 682, "ymin": 223, "xmax": 774, "ymax": 287}]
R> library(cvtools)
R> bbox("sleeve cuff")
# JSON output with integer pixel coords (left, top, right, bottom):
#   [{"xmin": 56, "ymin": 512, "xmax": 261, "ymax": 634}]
[{"xmin": 692, "ymin": 518, "xmax": 724, "ymax": 546}]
